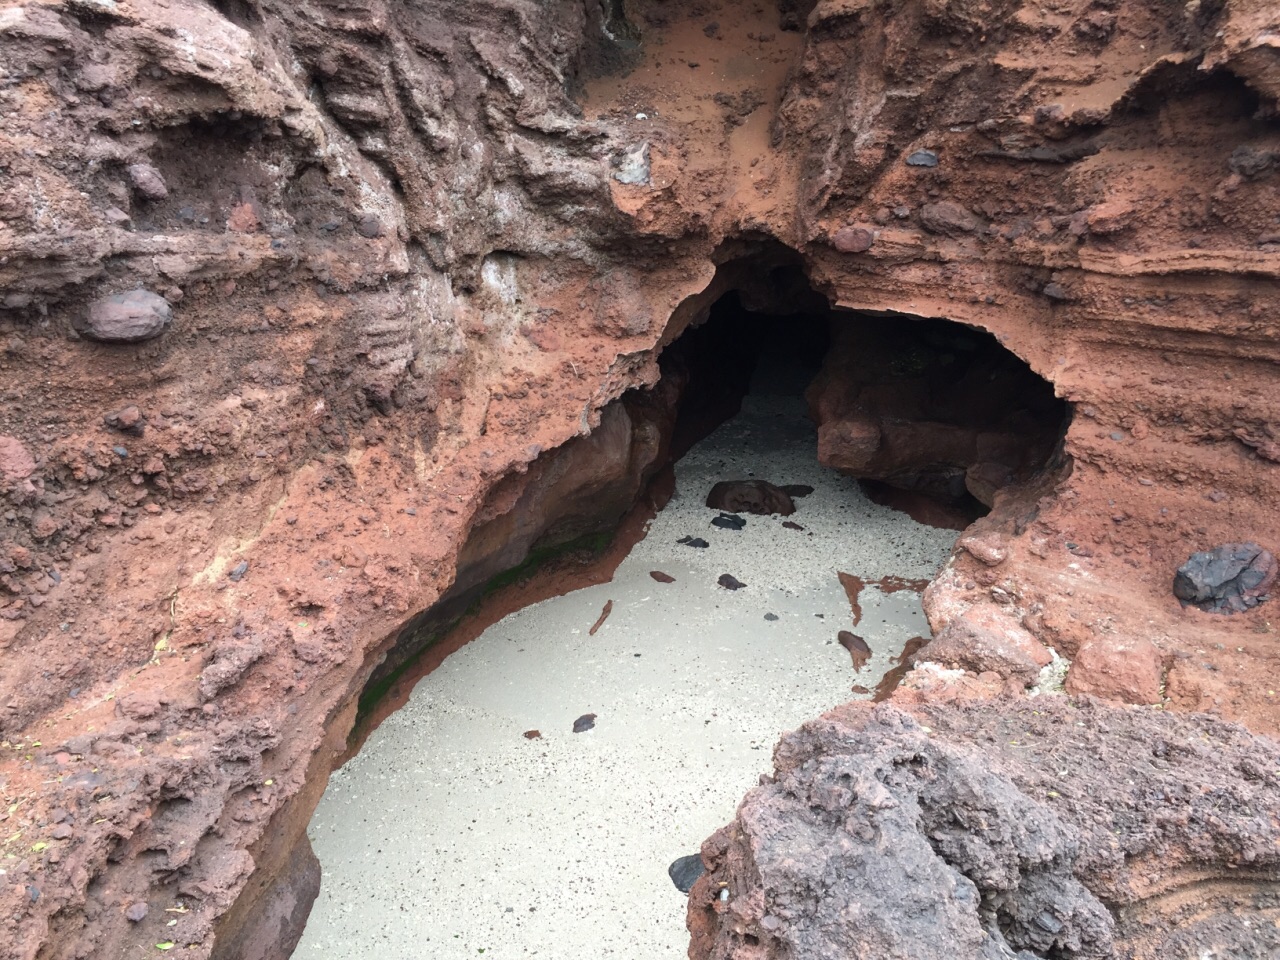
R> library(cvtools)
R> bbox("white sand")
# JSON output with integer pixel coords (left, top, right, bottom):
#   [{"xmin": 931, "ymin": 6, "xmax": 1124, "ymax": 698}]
[{"xmin": 296, "ymin": 392, "xmax": 955, "ymax": 959}]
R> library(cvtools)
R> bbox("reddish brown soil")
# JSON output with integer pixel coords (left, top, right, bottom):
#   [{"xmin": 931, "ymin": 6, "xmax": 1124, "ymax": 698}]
[{"xmin": 0, "ymin": 0, "xmax": 1277, "ymax": 956}]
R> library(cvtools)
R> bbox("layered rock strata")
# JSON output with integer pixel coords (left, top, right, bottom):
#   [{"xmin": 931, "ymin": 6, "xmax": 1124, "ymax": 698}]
[{"xmin": 0, "ymin": 0, "xmax": 1277, "ymax": 956}]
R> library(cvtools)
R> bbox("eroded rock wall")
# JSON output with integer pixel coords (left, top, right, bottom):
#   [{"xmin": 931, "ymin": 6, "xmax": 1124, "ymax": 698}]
[{"xmin": 0, "ymin": 0, "xmax": 1276, "ymax": 957}]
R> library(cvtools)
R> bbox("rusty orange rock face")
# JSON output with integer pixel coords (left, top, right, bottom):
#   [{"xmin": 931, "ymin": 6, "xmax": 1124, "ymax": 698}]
[{"xmin": 0, "ymin": 0, "xmax": 1277, "ymax": 957}]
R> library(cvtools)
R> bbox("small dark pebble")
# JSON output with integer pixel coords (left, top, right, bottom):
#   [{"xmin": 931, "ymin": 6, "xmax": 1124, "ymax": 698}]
[
  {"xmin": 782, "ymin": 521, "xmax": 804, "ymax": 531},
  {"xmin": 51, "ymin": 824, "xmax": 73, "ymax": 840},
  {"xmin": 572, "ymin": 714, "xmax": 596, "ymax": 733},
  {"xmin": 650, "ymin": 571, "xmax": 676, "ymax": 583},
  {"xmin": 711, "ymin": 513, "xmax": 746, "ymax": 531},
  {"xmin": 27, "ymin": 886, "xmax": 39, "ymax": 903},
  {"xmin": 522, "ymin": 730, "xmax": 541, "ymax": 740},
  {"xmin": 781, "ymin": 484, "xmax": 814, "ymax": 497},
  {"xmin": 669, "ymin": 854, "xmax": 705, "ymax": 894},
  {"xmin": 125, "ymin": 902, "xmax": 148, "ymax": 922},
  {"xmin": 228, "ymin": 560, "xmax": 249, "ymax": 582},
  {"xmin": 906, "ymin": 149, "xmax": 939, "ymax": 167},
  {"xmin": 112, "ymin": 446, "xmax": 128, "ymax": 458},
  {"xmin": 678, "ymin": 536, "xmax": 710, "ymax": 548},
  {"xmin": 718, "ymin": 574, "xmax": 746, "ymax": 591},
  {"xmin": 764, "ymin": 613, "xmax": 779, "ymax": 621},
  {"xmin": 48, "ymin": 568, "xmax": 61, "ymax": 584}
]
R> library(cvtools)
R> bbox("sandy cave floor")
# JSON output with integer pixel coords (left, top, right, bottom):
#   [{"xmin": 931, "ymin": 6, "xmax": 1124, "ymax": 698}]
[{"xmin": 295, "ymin": 390, "xmax": 957, "ymax": 959}]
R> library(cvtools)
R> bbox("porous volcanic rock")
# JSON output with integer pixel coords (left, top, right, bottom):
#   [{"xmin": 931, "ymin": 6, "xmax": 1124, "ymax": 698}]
[{"xmin": 688, "ymin": 699, "xmax": 1280, "ymax": 960}]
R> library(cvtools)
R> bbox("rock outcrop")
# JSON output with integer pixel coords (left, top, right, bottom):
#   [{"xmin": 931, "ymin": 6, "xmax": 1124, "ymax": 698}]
[
  {"xmin": 689, "ymin": 698, "xmax": 1280, "ymax": 960},
  {"xmin": 0, "ymin": 0, "xmax": 1277, "ymax": 956}
]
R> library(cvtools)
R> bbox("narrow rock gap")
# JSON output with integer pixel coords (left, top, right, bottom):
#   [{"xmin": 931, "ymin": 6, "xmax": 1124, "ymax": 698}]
[{"xmin": 288, "ymin": 257, "xmax": 1072, "ymax": 958}]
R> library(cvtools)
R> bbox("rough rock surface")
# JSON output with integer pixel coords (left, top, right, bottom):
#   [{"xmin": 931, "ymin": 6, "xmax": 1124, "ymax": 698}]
[
  {"xmin": 917, "ymin": 603, "xmax": 1053, "ymax": 686},
  {"xmin": 76, "ymin": 289, "xmax": 173, "ymax": 343},
  {"xmin": 1172, "ymin": 542, "xmax": 1277, "ymax": 612},
  {"xmin": 1065, "ymin": 638, "xmax": 1166, "ymax": 705},
  {"xmin": 689, "ymin": 698, "xmax": 1280, "ymax": 960},
  {"xmin": 0, "ymin": 0, "xmax": 1277, "ymax": 956}
]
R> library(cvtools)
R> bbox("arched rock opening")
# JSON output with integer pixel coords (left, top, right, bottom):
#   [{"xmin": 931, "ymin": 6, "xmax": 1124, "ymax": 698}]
[
  {"xmin": 659, "ymin": 256, "xmax": 1071, "ymax": 522},
  {"xmin": 349, "ymin": 248, "xmax": 1073, "ymax": 736},
  {"xmin": 254, "ymin": 249, "xmax": 1075, "ymax": 960}
]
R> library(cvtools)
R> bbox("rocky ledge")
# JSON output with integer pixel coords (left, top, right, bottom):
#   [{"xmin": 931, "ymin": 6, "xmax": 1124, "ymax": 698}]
[{"xmin": 689, "ymin": 697, "xmax": 1280, "ymax": 960}]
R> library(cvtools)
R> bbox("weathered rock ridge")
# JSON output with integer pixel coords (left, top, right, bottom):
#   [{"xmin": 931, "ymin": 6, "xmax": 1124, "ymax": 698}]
[
  {"xmin": 688, "ymin": 698, "xmax": 1280, "ymax": 960},
  {"xmin": 0, "ymin": 0, "xmax": 1276, "ymax": 956}
]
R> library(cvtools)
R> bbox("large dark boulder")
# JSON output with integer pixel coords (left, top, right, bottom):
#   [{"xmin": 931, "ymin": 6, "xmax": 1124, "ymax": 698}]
[
  {"xmin": 1173, "ymin": 542, "xmax": 1276, "ymax": 613},
  {"xmin": 688, "ymin": 698, "xmax": 1280, "ymax": 960}
]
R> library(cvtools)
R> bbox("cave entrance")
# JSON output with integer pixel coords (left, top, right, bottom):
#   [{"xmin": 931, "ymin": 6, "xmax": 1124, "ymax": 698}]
[
  {"xmin": 292, "ymin": 255, "xmax": 1070, "ymax": 960},
  {"xmin": 661, "ymin": 263, "xmax": 1069, "ymax": 528}
]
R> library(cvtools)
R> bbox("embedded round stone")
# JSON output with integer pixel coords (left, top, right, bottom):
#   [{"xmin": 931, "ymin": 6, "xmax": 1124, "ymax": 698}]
[{"xmin": 79, "ymin": 290, "xmax": 173, "ymax": 343}]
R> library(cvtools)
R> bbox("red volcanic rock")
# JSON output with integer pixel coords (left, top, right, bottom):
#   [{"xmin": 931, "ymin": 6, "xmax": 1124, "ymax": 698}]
[
  {"xmin": 226, "ymin": 202, "xmax": 261, "ymax": 233},
  {"xmin": 917, "ymin": 603, "xmax": 1052, "ymax": 685},
  {"xmin": 1065, "ymin": 637, "xmax": 1164, "ymax": 705},
  {"xmin": 964, "ymin": 461, "xmax": 1015, "ymax": 506},
  {"xmin": 1, "ymin": 0, "xmax": 1279, "ymax": 957},
  {"xmin": 816, "ymin": 418, "xmax": 881, "ymax": 472},
  {"xmin": 919, "ymin": 201, "xmax": 984, "ymax": 236},
  {"xmin": 957, "ymin": 533, "xmax": 1007, "ymax": 566},
  {"xmin": 0, "ymin": 435, "xmax": 36, "ymax": 483},
  {"xmin": 127, "ymin": 162, "xmax": 168, "ymax": 200}
]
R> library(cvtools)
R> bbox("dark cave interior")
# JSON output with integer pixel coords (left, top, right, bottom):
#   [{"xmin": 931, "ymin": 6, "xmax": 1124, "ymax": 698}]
[{"xmin": 659, "ymin": 276, "xmax": 1070, "ymax": 518}]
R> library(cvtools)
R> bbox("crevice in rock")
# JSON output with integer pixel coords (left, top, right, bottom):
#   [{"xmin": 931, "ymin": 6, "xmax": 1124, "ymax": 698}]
[{"xmin": 258, "ymin": 243, "xmax": 1075, "ymax": 957}]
